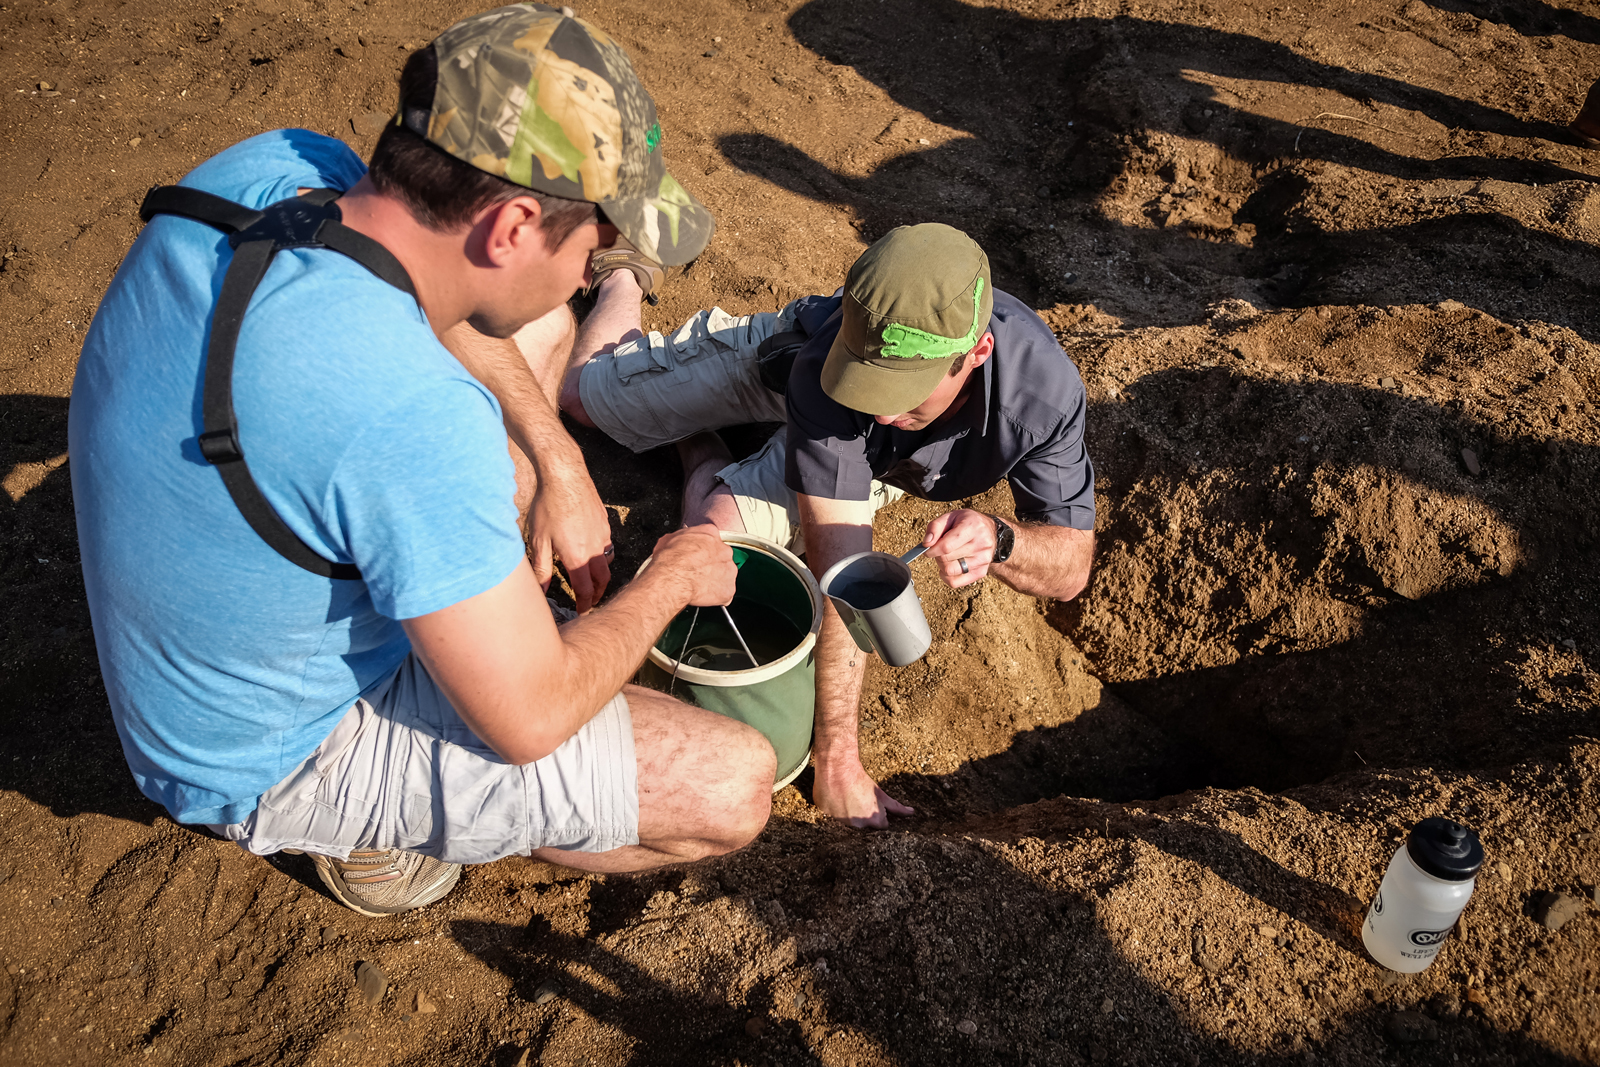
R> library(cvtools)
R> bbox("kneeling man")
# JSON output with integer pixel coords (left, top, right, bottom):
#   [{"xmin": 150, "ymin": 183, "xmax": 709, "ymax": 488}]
[
  {"xmin": 70, "ymin": 6, "xmax": 776, "ymax": 917},
  {"xmin": 563, "ymin": 224, "xmax": 1096, "ymax": 827}
]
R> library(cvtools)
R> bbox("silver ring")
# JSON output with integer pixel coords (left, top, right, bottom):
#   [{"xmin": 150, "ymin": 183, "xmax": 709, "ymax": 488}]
[
  {"xmin": 602, "ymin": 545, "xmax": 615, "ymax": 558},
  {"xmin": 958, "ymin": 557, "xmax": 969, "ymax": 575}
]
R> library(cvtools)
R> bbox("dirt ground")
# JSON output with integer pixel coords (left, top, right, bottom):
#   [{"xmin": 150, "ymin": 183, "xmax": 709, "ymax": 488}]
[{"xmin": 2, "ymin": 0, "xmax": 1600, "ymax": 1063}]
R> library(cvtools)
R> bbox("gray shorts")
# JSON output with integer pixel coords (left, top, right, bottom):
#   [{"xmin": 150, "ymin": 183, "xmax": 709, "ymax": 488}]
[{"xmin": 210, "ymin": 654, "xmax": 639, "ymax": 865}]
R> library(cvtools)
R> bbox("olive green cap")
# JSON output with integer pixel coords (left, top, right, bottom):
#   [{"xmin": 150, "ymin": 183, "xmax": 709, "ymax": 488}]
[
  {"xmin": 401, "ymin": 3, "xmax": 713, "ymax": 265},
  {"xmin": 821, "ymin": 224, "xmax": 994, "ymax": 416}
]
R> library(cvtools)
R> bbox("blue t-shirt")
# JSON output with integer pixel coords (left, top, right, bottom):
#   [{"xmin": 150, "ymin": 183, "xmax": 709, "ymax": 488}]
[{"xmin": 69, "ymin": 130, "xmax": 526, "ymax": 826}]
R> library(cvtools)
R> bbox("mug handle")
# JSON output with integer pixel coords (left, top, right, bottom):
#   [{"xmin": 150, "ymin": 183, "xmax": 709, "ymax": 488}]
[{"xmin": 827, "ymin": 596, "xmax": 879, "ymax": 655}]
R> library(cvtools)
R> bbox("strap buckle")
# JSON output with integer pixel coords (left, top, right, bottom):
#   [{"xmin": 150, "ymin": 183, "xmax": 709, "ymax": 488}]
[
  {"xmin": 228, "ymin": 195, "xmax": 342, "ymax": 251},
  {"xmin": 197, "ymin": 427, "xmax": 243, "ymax": 464}
]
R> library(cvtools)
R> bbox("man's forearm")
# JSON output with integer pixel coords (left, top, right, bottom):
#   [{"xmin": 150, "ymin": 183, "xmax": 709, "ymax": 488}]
[
  {"xmin": 811, "ymin": 606, "xmax": 869, "ymax": 770},
  {"xmin": 991, "ymin": 523, "xmax": 1095, "ymax": 600},
  {"xmin": 549, "ymin": 568, "xmax": 693, "ymax": 716}
]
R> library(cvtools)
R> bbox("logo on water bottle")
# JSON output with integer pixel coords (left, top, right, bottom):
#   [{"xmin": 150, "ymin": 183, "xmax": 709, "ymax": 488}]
[
  {"xmin": 1372, "ymin": 891, "xmax": 1384, "ymax": 916},
  {"xmin": 1408, "ymin": 928, "xmax": 1452, "ymax": 947}
]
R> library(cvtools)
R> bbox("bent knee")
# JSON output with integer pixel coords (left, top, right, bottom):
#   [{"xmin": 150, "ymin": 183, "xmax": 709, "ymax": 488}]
[
  {"xmin": 559, "ymin": 364, "xmax": 595, "ymax": 427},
  {"xmin": 707, "ymin": 722, "xmax": 775, "ymax": 853}
]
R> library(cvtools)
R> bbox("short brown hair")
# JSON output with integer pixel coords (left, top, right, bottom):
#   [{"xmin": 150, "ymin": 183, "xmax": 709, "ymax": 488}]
[{"xmin": 367, "ymin": 46, "xmax": 596, "ymax": 246}]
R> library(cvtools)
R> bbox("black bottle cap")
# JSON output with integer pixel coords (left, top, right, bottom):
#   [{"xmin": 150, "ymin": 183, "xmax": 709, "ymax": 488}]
[{"xmin": 1407, "ymin": 817, "xmax": 1485, "ymax": 882}]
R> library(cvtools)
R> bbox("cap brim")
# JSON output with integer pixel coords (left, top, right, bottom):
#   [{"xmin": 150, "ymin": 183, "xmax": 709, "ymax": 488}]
[
  {"xmin": 599, "ymin": 170, "xmax": 715, "ymax": 268},
  {"xmin": 820, "ymin": 332, "xmax": 957, "ymax": 417}
]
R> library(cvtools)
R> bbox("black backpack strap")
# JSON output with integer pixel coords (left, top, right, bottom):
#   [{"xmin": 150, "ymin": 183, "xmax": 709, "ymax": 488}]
[
  {"xmin": 142, "ymin": 185, "xmax": 422, "ymax": 581},
  {"xmin": 140, "ymin": 185, "xmax": 265, "ymax": 233}
]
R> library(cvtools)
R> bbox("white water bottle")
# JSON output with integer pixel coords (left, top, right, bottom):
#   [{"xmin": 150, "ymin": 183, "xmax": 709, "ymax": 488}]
[{"xmin": 1362, "ymin": 817, "xmax": 1484, "ymax": 972}]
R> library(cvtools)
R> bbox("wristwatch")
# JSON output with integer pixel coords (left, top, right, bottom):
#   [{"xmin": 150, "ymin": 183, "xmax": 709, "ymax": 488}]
[{"xmin": 991, "ymin": 514, "xmax": 1015, "ymax": 563}]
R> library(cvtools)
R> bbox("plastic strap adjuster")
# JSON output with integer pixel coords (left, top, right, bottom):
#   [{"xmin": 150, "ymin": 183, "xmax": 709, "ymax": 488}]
[{"xmin": 197, "ymin": 427, "xmax": 243, "ymax": 464}]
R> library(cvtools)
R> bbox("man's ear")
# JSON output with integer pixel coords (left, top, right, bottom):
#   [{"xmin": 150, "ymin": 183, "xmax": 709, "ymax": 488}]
[
  {"xmin": 968, "ymin": 331, "xmax": 996, "ymax": 369},
  {"xmin": 478, "ymin": 196, "xmax": 545, "ymax": 267}
]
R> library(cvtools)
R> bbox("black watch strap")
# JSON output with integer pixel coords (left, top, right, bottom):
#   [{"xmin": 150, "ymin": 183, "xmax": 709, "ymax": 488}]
[{"xmin": 991, "ymin": 514, "xmax": 1015, "ymax": 563}]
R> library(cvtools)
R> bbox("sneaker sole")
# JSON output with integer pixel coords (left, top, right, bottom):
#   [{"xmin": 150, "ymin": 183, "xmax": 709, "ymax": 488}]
[{"xmin": 310, "ymin": 854, "xmax": 463, "ymax": 918}]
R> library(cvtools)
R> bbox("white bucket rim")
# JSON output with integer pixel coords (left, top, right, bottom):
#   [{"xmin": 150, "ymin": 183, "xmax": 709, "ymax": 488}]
[{"xmin": 640, "ymin": 532, "xmax": 823, "ymax": 687}]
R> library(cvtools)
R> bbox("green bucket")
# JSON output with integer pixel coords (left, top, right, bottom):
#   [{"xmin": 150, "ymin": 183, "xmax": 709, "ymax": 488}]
[{"xmin": 635, "ymin": 533, "xmax": 822, "ymax": 791}]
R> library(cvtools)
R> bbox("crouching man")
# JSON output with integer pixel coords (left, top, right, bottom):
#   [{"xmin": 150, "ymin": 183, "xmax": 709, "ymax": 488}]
[
  {"xmin": 69, "ymin": 5, "xmax": 774, "ymax": 917},
  {"xmin": 562, "ymin": 224, "xmax": 1097, "ymax": 828}
]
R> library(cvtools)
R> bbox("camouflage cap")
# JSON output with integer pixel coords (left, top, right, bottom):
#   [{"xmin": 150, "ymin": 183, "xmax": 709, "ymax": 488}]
[
  {"xmin": 821, "ymin": 224, "xmax": 995, "ymax": 416},
  {"xmin": 401, "ymin": 3, "xmax": 713, "ymax": 266}
]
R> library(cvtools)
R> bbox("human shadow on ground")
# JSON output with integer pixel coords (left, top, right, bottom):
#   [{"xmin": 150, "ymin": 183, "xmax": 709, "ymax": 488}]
[
  {"xmin": 719, "ymin": 0, "xmax": 1600, "ymax": 338},
  {"xmin": 454, "ymin": 823, "xmax": 1584, "ymax": 1066},
  {"xmin": 0, "ymin": 393, "xmax": 149, "ymax": 822},
  {"xmin": 1425, "ymin": 0, "xmax": 1600, "ymax": 48},
  {"xmin": 869, "ymin": 368, "xmax": 1595, "ymax": 818}
]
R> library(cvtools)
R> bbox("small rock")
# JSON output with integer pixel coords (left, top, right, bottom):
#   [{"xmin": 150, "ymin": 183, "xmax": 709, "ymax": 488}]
[
  {"xmin": 1465, "ymin": 987, "xmax": 1487, "ymax": 1008},
  {"xmin": 512, "ymin": 1050, "xmax": 530, "ymax": 1067},
  {"xmin": 917, "ymin": 137, "xmax": 930, "ymax": 145},
  {"xmin": 532, "ymin": 979, "xmax": 562, "ymax": 1006},
  {"xmin": 415, "ymin": 990, "xmax": 436, "ymax": 1014},
  {"xmin": 1062, "ymin": 271, "xmax": 1079, "ymax": 285},
  {"xmin": 352, "ymin": 110, "xmax": 389, "ymax": 136},
  {"xmin": 1100, "ymin": 997, "xmax": 1114, "ymax": 1015},
  {"xmin": 744, "ymin": 1016, "xmax": 767, "ymax": 1038},
  {"xmin": 128, "ymin": 136, "xmax": 142, "ymax": 148},
  {"xmin": 813, "ymin": 957, "xmax": 828, "ymax": 974},
  {"xmin": 355, "ymin": 961, "xmax": 388, "ymax": 1007},
  {"xmin": 1386, "ymin": 1011, "xmax": 1439, "ymax": 1044},
  {"xmin": 1381, "ymin": 376, "xmax": 1395, "ymax": 388},
  {"xmin": 1461, "ymin": 448, "xmax": 1481, "ymax": 475},
  {"xmin": 1257, "ymin": 924, "xmax": 1279, "ymax": 940},
  {"xmin": 39, "ymin": 81, "xmax": 52, "ymax": 91},
  {"xmin": 1380, "ymin": 970, "xmax": 1411, "ymax": 989},
  {"xmin": 1427, "ymin": 992, "xmax": 1462, "ymax": 1020},
  {"xmin": 1562, "ymin": 638, "xmax": 1578, "ymax": 651},
  {"xmin": 702, "ymin": 49, "xmax": 718, "ymax": 58},
  {"xmin": 1037, "ymin": 185, "xmax": 1051, "ymax": 197},
  {"xmin": 1314, "ymin": 991, "xmax": 1337, "ymax": 1011},
  {"xmin": 1496, "ymin": 862, "xmax": 1512, "ymax": 880},
  {"xmin": 956, "ymin": 1018, "xmax": 978, "ymax": 1035},
  {"xmin": 1531, "ymin": 891, "xmax": 1585, "ymax": 932},
  {"xmin": 1088, "ymin": 1043, "xmax": 1109, "ymax": 1063},
  {"xmin": 1514, "ymin": 838, "xmax": 1525, "ymax": 848}
]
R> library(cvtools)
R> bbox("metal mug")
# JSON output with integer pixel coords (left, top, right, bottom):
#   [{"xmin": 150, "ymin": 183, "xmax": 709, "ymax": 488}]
[{"xmin": 817, "ymin": 545, "xmax": 933, "ymax": 667}]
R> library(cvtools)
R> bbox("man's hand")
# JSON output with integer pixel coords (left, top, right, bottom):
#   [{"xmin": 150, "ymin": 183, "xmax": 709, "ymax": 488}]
[
  {"xmin": 922, "ymin": 508, "xmax": 999, "ymax": 589},
  {"xmin": 649, "ymin": 523, "xmax": 738, "ymax": 607},
  {"xmin": 525, "ymin": 436, "xmax": 613, "ymax": 611},
  {"xmin": 812, "ymin": 752, "xmax": 915, "ymax": 829}
]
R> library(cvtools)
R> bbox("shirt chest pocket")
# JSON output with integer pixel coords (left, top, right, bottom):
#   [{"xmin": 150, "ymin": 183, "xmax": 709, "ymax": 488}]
[{"xmin": 880, "ymin": 435, "xmax": 962, "ymax": 497}]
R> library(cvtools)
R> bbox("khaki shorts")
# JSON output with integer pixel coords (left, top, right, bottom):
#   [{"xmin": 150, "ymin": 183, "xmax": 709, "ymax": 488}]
[
  {"xmin": 715, "ymin": 427, "xmax": 904, "ymax": 555},
  {"xmin": 210, "ymin": 653, "xmax": 639, "ymax": 865}
]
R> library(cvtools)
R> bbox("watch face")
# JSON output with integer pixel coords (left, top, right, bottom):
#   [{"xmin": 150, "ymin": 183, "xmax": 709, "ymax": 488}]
[{"xmin": 994, "ymin": 518, "xmax": 1015, "ymax": 562}]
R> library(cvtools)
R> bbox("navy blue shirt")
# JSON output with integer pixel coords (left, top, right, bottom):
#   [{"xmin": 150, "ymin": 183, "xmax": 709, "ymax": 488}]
[{"xmin": 784, "ymin": 290, "xmax": 1095, "ymax": 530}]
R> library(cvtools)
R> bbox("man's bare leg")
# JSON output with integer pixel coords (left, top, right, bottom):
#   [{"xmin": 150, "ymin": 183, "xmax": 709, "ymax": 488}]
[
  {"xmin": 561, "ymin": 271, "xmax": 645, "ymax": 427},
  {"xmin": 676, "ymin": 431, "xmax": 747, "ymax": 533},
  {"xmin": 529, "ymin": 685, "xmax": 775, "ymax": 872}
]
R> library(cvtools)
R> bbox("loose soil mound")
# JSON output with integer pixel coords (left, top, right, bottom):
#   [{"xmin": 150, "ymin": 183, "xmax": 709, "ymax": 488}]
[{"xmin": 1, "ymin": 0, "xmax": 1597, "ymax": 1065}]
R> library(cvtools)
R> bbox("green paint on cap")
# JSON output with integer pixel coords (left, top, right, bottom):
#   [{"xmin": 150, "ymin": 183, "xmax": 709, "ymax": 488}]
[
  {"xmin": 507, "ymin": 75, "xmax": 586, "ymax": 187},
  {"xmin": 878, "ymin": 278, "xmax": 985, "ymax": 360},
  {"xmin": 645, "ymin": 121, "xmax": 663, "ymax": 153}
]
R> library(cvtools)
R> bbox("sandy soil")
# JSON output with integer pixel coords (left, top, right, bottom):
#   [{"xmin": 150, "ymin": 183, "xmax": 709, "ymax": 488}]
[{"xmin": 2, "ymin": 0, "xmax": 1599, "ymax": 1064}]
